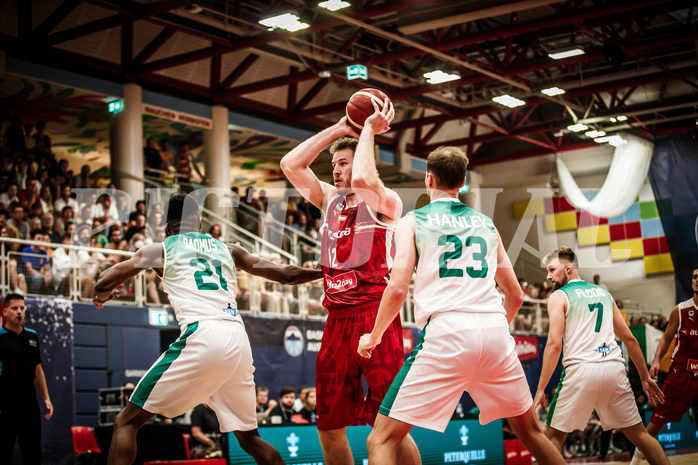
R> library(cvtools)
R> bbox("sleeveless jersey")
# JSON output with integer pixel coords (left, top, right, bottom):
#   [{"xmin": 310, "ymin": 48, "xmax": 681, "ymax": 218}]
[
  {"xmin": 411, "ymin": 199, "xmax": 503, "ymax": 327},
  {"xmin": 319, "ymin": 195, "xmax": 394, "ymax": 312},
  {"xmin": 162, "ymin": 232, "xmax": 241, "ymax": 327},
  {"xmin": 557, "ymin": 280, "xmax": 622, "ymax": 366},
  {"xmin": 670, "ymin": 298, "xmax": 698, "ymax": 371}
]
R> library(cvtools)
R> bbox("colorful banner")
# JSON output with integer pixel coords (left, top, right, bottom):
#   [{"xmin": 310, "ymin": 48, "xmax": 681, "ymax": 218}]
[{"xmin": 648, "ymin": 133, "xmax": 698, "ymax": 302}]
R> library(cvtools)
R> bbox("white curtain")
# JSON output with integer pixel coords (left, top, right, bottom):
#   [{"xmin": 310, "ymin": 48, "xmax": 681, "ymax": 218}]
[{"xmin": 555, "ymin": 133, "xmax": 654, "ymax": 218}]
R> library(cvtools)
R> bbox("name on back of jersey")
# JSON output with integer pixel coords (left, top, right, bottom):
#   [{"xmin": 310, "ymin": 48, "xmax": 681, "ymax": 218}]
[
  {"xmin": 574, "ymin": 287, "xmax": 607, "ymax": 299},
  {"xmin": 182, "ymin": 236, "xmax": 219, "ymax": 252},
  {"xmin": 425, "ymin": 213, "xmax": 492, "ymax": 229}
]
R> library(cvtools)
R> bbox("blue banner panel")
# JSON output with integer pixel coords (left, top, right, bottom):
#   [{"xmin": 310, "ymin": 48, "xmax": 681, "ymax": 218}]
[
  {"xmin": 648, "ymin": 133, "xmax": 698, "ymax": 302},
  {"xmin": 228, "ymin": 419, "xmax": 503, "ymax": 465},
  {"xmin": 643, "ymin": 410, "xmax": 698, "ymax": 454},
  {"xmin": 21, "ymin": 298, "xmax": 75, "ymax": 465}
]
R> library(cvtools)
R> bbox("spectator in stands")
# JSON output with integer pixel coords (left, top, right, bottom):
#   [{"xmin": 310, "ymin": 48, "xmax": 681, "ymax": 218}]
[
  {"xmin": 0, "ymin": 158, "xmax": 16, "ymax": 192},
  {"xmin": 104, "ymin": 226, "xmax": 127, "ymax": 253},
  {"xmin": 268, "ymin": 387, "xmax": 297, "ymax": 424},
  {"xmin": 2, "ymin": 223, "xmax": 23, "ymax": 293},
  {"xmin": 41, "ymin": 212, "xmax": 61, "ymax": 243},
  {"xmin": 128, "ymin": 199, "xmax": 147, "ymax": 225},
  {"xmin": 19, "ymin": 229, "xmax": 51, "ymax": 294},
  {"xmin": 0, "ymin": 209, "xmax": 8, "ymax": 231},
  {"xmin": 36, "ymin": 169, "xmax": 49, "ymax": 192},
  {"xmin": 53, "ymin": 183, "xmax": 79, "ymax": 214},
  {"xmin": 593, "ymin": 274, "xmax": 609, "ymax": 291},
  {"xmin": 18, "ymin": 178, "xmax": 41, "ymax": 211},
  {"xmin": 189, "ymin": 404, "xmax": 222, "ymax": 459},
  {"xmin": 159, "ymin": 139, "xmax": 175, "ymax": 173},
  {"xmin": 39, "ymin": 185, "xmax": 53, "ymax": 216},
  {"xmin": 32, "ymin": 121, "xmax": 51, "ymax": 152},
  {"xmin": 0, "ymin": 182, "xmax": 19, "ymax": 210},
  {"xmin": 77, "ymin": 235, "xmax": 107, "ymax": 299},
  {"xmin": 125, "ymin": 213, "xmax": 147, "ymax": 242},
  {"xmin": 72, "ymin": 164, "xmax": 92, "ymax": 189},
  {"xmin": 75, "ymin": 224, "xmax": 91, "ymax": 246},
  {"xmin": 78, "ymin": 192, "xmax": 97, "ymax": 217},
  {"xmin": 256, "ymin": 387, "xmax": 278, "ymax": 417},
  {"xmin": 206, "ymin": 224, "xmax": 223, "ymax": 242},
  {"xmin": 147, "ymin": 212, "xmax": 162, "ymax": 236},
  {"xmin": 30, "ymin": 202, "xmax": 43, "ymax": 221},
  {"xmin": 76, "ymin": 204, "xmax": 93, "ymax": 227},
  {"xmin": 116, "ymin": 193, "xmax": 130, "ymax": 224},
  {"xmin": 293, "ymin": 386, "xmax": 310, "ymax": 412},
  {"xmin": 93, "ymin": 194, "xmax": 119, "ymax": 227},
  {"xmin": 144, "ymin": 137, "xmax": 163, "ymax": 172},
  {"xmin": 177, "ymin": 142, "xmax": 205, "ymax": 186},
  {"xmin": 298, "ymin": 388, "xmax": 317, "ymax": 424},
  {"xmin": 23, "ymin": 123, "xmax": 35, "ymax": 151},
  {"xmin": 51, "ymin": 233, "xmax": 73, "ymax": 296},
  {"xmin": 28, "ymin": 216, "xmax": 42, "ymax": 234},
  {"xmin": 55, "ymin": 206, "xmax": 74, "ymax": 236},
  {"xmin": 8, "ymin": 203, "xmax": 30, "ymax": 239}
]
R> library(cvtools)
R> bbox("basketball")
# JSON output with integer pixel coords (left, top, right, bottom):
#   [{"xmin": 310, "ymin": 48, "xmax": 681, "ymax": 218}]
[{"xmin": 345, "ymin": 88, "xmax": 390, "ymax": 132}]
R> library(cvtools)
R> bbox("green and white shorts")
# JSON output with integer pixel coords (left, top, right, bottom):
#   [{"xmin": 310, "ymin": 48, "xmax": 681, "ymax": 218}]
[
  {"xmin": 547, "ymin": 361, "xmax": 641, "ymax": 432},
  {"xmin": 380, "ymin": 311, "xmax": 532, "ymax": 432},
  {"xmin": 130, "ymin": 319, "xmax": 257, "ymax": 432}
]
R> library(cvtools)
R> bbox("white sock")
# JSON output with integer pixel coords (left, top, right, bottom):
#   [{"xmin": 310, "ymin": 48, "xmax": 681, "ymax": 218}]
[{"xmin": 629, "ymin": 449, "xmax": 645, "ymax": 465}]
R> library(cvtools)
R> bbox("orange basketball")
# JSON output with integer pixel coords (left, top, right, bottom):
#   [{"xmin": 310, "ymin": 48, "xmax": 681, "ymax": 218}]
[{"xmin": 345, "ymin": 88, "xmax": 390, "ymax": 132}]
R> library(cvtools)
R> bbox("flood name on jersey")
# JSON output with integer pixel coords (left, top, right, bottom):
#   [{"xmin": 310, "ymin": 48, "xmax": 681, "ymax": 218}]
[
  {"xmin": 426, "ymin": 214, "xmax": 493, "ymax": 229},
  {"xmin": 574, "ymin": 287, "xmax": 607, "ymax": 298},
  {"xmin": 182, "ymin": 236, "xmax": 219, "ymax": 252}
]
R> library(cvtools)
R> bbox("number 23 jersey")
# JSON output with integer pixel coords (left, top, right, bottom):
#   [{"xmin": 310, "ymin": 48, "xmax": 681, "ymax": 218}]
[
  {"xmin": 162, "ymin": 232, "xmax": 241, "ymax": 327},
  {"xmin": 412, "ymin": 198, "xmax": 503, "ymax": 327}
]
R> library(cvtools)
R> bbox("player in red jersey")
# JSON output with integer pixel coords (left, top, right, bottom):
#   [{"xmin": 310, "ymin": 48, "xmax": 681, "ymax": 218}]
[
  {"xmin": 281, "ymin": 100, "xmax": 418, "ymax": 465},
  {"xmin": 630, "ymin": 265, "xmax": 698, "ymax": 465}
]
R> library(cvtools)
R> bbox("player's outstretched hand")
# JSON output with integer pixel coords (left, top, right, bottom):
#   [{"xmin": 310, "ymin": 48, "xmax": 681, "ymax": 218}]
[
  {"xmin": 358, "ymin": 333, "xmax": 379, "ymax": 358},
  {"xmin": 643, "ymin": 377, "xmax": 665, "ymax": 405},
  {"xmin": 363, "ymin": 97, "xmax": 394, "ymax": 135},
  {"xmin": 648, "ymin": 360, "xmax": 660, "ymax": 379},
  {"xmin": 93, "ymin": 290, "xmax": 119, "ymax": 308},
  {"xmin": 337, "ymin": 116, "xmax": 361, "ymax": 139},
  {"xmin": 531, "ymin": 391, "xmax": 549, "ymax": 413}
]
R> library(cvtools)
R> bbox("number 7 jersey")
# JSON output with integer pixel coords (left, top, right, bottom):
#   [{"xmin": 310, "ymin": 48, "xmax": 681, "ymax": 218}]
[
  {"xmin": 412, "ymin": 198, "xmax": 503, "ymax": 327},
  {"xmin": 162, "ymin": 232, "xmax": 241, "ymax": 327}
]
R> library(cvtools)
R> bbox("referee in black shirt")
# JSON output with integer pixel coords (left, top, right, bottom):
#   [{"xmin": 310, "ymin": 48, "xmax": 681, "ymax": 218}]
[{"xmin": 0, "ymin": 293, "xmax": 53, "ymax": 464}]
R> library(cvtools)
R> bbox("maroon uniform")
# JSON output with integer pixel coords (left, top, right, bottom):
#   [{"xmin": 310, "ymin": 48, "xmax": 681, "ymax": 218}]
[
  {"xmin": 316, "ymin": 195, "xmax": 404, "ymax": 430},
  {"xmin": 651, "ymin": 298, "xmax": 698, "ymax": 423}
]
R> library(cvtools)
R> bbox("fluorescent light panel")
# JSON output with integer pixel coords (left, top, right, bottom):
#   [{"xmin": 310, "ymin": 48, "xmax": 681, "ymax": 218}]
[
  {"xmin": 319, "ymin": 0, "xmax": 350, "ymax": 11},
  {"xmin": 259, "ymin": 12, "xmax": 309, "ymax": 32},
  {"xmin": 424, "ymin": 70, "xmax": 461, "ymax": 84},
  {"xmin": 541, "ymin": 87, "xmax": 565, "ymax": 96},
  {"xmin": 548, "ymin": 47, "xmax": 585, "ymax": 60},
  {"xmin": 594, "ymin": 134, "xmax": 624, "ymax": 146},
  {"xmin": 585, "ymin": 130, "xmax": 606, "ymax": 138},
  {"xmin": 567, "ymin": 123, "xmax": 588, "ymax": 132},
  {"xmin": 492, "ymin": 95, "xmax": 525, "ymax": 108}
]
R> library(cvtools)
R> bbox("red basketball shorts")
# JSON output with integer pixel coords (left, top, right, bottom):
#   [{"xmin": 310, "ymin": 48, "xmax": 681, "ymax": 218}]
[
  {"xmin": 651, "ymin": 363, "xmax": 698, "ymax": 424},
  {"xmin": 315, "ymin": 304, "xmax": 404, "ymax": 431}
]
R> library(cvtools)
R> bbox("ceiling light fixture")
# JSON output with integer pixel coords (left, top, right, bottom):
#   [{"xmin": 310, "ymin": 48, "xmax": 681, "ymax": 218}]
[
  {"xmin": 319, "ymin": 0, "xmax": 350, "ymax": 11},
  {"xmin": 541, "ymin": 87, "xmax": 565, "ymax": 96},
  {"xmin": 492, "ymin": 95, "xmax": 525, "ymax": 108},
  {"xmin": 424, "ymin": 70, "xmax": 461, "ymax": 84},
  {"xmin": 259, "ymin": 12, "xmax": 309, "ymax": 32},
  {"xmin": 594, "ymin": 134, "xmax": 624, "ymax": 146},
  {"xmin": 617, "ymin": 115, "xmax": 628, "ymax": 121},
  {"xmin": 567, "ymin": 123, "xmax": 589, "ymax": 132},
  {"xmin": 548, "ymin": 46, "xmax": 585, "ymax": 60},
  {"xmin": 585, "ymin": 130, "xmax": 606, "ymax": 138}
]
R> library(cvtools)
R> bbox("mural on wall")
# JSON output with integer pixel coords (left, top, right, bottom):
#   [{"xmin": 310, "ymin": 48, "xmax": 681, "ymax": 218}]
[
  {"xmin": 513, "ymin": 190, "xmax": 674, "ymax": 276},
  {"xmin": 1, "ymin": 73, "xmax": 298, "ymax": 188}
]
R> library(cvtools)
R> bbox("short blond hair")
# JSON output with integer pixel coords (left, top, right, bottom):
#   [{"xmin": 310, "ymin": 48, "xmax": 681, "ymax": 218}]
[{"xmin": 426, "ymin": 146, "xmax": 469, "ymax": 189}]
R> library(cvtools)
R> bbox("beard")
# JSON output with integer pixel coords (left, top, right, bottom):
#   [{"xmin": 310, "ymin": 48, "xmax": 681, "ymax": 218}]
[{"xmin": 551, "ymin": 276, "xmax": 569, "ymax": 290}]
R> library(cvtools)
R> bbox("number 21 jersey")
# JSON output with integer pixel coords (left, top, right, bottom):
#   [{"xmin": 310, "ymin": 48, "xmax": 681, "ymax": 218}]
[
  {"xmin": 162, "ymin": 232, "xmax": 241, "ymax": 327},
  {"xmin": 412, "ymin": 198, "xmax": 503, "ymax": 327}
]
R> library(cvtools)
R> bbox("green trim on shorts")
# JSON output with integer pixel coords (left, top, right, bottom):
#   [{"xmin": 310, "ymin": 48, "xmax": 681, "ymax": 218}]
[
  {"xmin": 130, "ymin": 322, "xmax": 199, "ymax": 409},
  {"xmin": 546, "ymin": 366, "xmax": 567, "ymax": 426},
  {"xmin": 379, "ymin": 319, "xmax": 430, "ymax": 416}
]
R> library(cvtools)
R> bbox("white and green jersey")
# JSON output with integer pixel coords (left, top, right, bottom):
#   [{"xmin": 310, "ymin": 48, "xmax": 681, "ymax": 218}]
[
  {"xmin": 162, "ymin": 232, "xmax": 241, "ymax": 327},
  {"xmin": 412, "ymin": 198, "xmax": 503, "ymax": 327},
  {"xmin": 557, "ymin": 280, "xmax": 622, "ymax": 366}
]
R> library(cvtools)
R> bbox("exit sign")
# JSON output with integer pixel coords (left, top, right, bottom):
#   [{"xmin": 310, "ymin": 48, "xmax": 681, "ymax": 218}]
[
  {"xmin": 346, "ymin": 64, "xmax": 367, "ymax": 80},
  {"xmin": 108, "ymin": 100, "xmax": 123, "ymax": 113}
]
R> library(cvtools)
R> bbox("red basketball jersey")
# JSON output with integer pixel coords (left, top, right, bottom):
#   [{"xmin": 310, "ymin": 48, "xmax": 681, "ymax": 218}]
[
  {"xmin": 320, "ymin": 195, "xmax": 395, "ymax": 312},
  {"xmin": 670, "ymin": 298, "xmax": 698, "ymax": 371}
]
